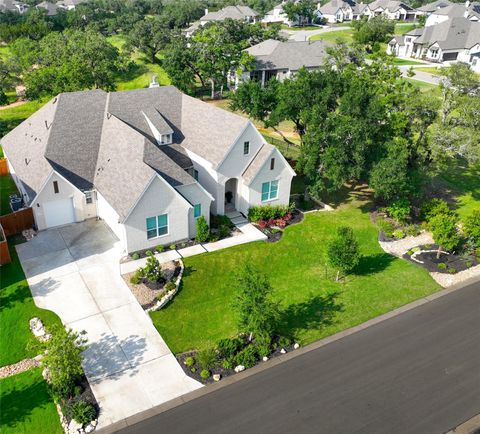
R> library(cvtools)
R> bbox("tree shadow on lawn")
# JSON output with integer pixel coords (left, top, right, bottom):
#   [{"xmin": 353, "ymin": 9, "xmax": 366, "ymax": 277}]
[
  {"xmin": 1, "ymin": 372, "xmax": 53, "ymax": 428},
  {"xmin": 354, "ymin": 253, "xmax": 396, "ymax": 276},
  {"xmin": 277, "ymin": 292, "xmax": 344, "ymax": 340},
  {"xmin": 115, "ymin": 62, "xmax": 149, "ymax": 83}
]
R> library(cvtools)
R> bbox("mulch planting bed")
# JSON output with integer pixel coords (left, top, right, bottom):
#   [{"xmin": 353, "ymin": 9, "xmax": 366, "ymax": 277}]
[
  {"xmin": 177, "ymin": 341, "xmax": 297, "ymax": 385},
  {"xmin": 60, "ymin": 375, "xmax": 99, "ymax": 425},
  {"xmin": 254, "ymin": 210, "xmax": 304, "ymax": 243},
  {"xmin": 403, "ymin": 244, "xmax": 478, "ymax": 274},
  {"xmin": 123, "ymin": 261, "xmax": 181, "ymax": 309}
]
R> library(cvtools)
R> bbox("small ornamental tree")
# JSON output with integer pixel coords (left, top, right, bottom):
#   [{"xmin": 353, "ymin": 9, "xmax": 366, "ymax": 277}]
[
  {"xmin": 233, "ymin": 264, "xmax": 279, "ymax": 341},
  {"xmin": 326, "ymin": 226, "xmax": 361, "ymax": 281},
  {"xmin": 196, "ymin": 215, "xmax": 209, "ymax": 243},
  {"xmin": 43, "ymin": 326, "xmax": 88, "ymax": 398},
  {"xmin": 142, "ymin": 251, "xmax": 163, "ymax": 282},
  {"xmin": 463, "ymin": 209, "xmax": 480, "ymax": 247},
  {"xmin": 429, "ymin": 213, "xmax": 460, "ymax": 258}
]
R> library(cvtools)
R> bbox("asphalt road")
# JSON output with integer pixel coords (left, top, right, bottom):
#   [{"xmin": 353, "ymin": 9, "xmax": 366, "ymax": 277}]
[{"xmin": 120, "ymin": 281, "xmax": 480, "ymax": 434}]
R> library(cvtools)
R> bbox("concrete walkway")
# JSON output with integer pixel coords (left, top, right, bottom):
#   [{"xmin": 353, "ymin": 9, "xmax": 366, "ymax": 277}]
[
  {"xmin": 16, "ymin": 220, "xmax": 202, "ymax": 429},
  {"xmin": 120, "ymin": 212, "xmax": 266, "ymax": 274}
]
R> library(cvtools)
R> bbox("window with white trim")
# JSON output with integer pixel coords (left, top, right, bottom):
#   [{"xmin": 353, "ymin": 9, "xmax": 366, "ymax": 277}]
[
  {"xmin": 261, "ymin": 180, "xmax": 278, "ymax": 202},
  {"xmin": 194, "ymin": 204, "xmax": 201, "ymax": 218},
  {"xmin": 146, "ymin": 214, "xmax": 168, "ymax": 239},
  {"xmin": 85, "ymin": 191, "xmax": 93, "ymax": 204}
]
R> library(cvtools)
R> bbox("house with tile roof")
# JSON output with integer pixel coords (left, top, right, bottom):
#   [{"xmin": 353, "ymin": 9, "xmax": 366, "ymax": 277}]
[
  {"xmin": 234, "ymin": 39, "xmax": 329, "ymax": 87},
  {"xmin": 1, "ymin": 86, "xmax": 295, "ymax": 254},
  {"xmin": 387, "ymin": 17, "xmax": 480, "ymax": 71}
]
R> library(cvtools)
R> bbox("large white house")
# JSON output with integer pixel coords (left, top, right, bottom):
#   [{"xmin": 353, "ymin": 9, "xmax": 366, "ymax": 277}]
[
  {"xmin": 319, "ymin": 0, "xmax": 373, "ymax": 23},
  {"xmin": 262, "ymin": 1, "xmax": 323, "ymax": 26},
  {"xmin": 387, "ymin": 17, "xmax": 480, "ymax": 71},
  {"xmin": 1, "ymin": 86, "xmax": 295, "ymax": 254},
  {"xmin": 425, "ymin": 1, "xmax": 480, "ymax": 26}
]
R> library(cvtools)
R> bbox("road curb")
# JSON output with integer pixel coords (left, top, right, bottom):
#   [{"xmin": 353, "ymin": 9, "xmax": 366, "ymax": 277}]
[
  {"xmin": 446, "ymin": 413, "xmax": 480, "ymax": 434},
  {"xmin": 97, "ymin": 276, "xmax": 480, "ymax": 434}
]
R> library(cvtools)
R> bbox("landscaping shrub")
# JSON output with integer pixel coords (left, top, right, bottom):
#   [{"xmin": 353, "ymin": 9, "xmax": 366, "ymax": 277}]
[
  {"xmin": 377, "ymin": 218, "xmax": 394, "ymax": 238},
  {"xmin": 184, "ymin": 356, "xmax": 195, "ymax": 367},
  {"xmin": 248, "ymin": 204, "xmax": 293, "ymax": 222},
  {"xmin": 258, "ymin": 220, "xmax": 267, "ymax": 229},
  {"xmin": 129, "ymin": 269, "xmax": 142, "ymax": 285},
  {"xmin": 191, "ymin": 367, "xmax": 196, "ymax": 373},
  {"xmin": 386, "ymin": 198, "xmax": 411, "ymax": 223},
  {"xmin": 169, "ymin": 244, "xmax": 176, "ymax": 250},
  {"xmin": 420, "ymin": 199, "xmax": 451, "ymax": 222},
  {"xmin": 44, "ymin": 327, "xmax": 88, "ymax": 399},
  {"xmin": 142, "ymin": 252, "xmax": 163, "ymax": 283},
  {"xmin": 275, "ymin": 218, "xmax": 286, "ymax": 229},
  {"xmin": 155, "ymin": 245, "xmax": 164, "ymax": 253},
  {"xmin": 131, "ymin": 252, "xmax": 140, "ymax": 260},
  {"xmin": 211, "ymin": 214, "xmax": 234, "ymax": 229},
  {"xmin": 392, "ymin": 229, "xmax": 405, "ymax": 239},
  {"xmin": 200, "ymin": 369, "xmax": 210, "ymax": 379},
  {"xmin": 218, "ymin": 224, "xmax": 231, "ymax": 238},
  {"xmin": 234, "ymin": 345, "xmax": 258, "ymax": 368},
  {"xmin": 466, "ymin": 261, "xmax": 473, "ymax": 268},
  {"xmin": 208, "ymin": 233, "xmax": 220, "ymax": 242},
  {"xmin": 222, "ymin": 359, "xmax": 234, "ymax": 370},
  {"xmin": 216, "ymin": 337, "xmax": 244, "ymax": 360},
  {"xmin": 405, "ymin": 225, "xmax": 418, "ymax": 237},
  {"xmin": 463, "ymin": 209, "xmax": 480, "ymax": 246},
  {"xmin": 437, "ymin": 263, "xmax": 447, "ymax": 270},
  {"xmin": 65, "ymin": 399, "xmax": 96, "ymax": 425},
  {"xmin": 145, "ymin": 250, "xmax": 153, "ymax": 256},
  {"xmin": 197, "ymin": 347, "xmax": 217, "ymax": 370},
  {"xmin": 278, "ymin": 336, "xmax": 291, "ymax": 348},
  {"xmin": 254, "ymin": 333, "xmax": 271, "ymax": 358},
  {"xmin": 165, "ymin": 281, "xmax": 176, "ymax": 291},
  {"xmin": 196, "ymin": 216, "xmax": 210, "ymax": 243},
  {"xmin": 448, "ymin": 267, "xmax": 456, "ymax": 274}
]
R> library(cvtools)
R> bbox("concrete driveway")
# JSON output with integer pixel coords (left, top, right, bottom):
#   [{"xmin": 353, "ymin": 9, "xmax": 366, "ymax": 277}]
[
  {"xmin": 17, "ymin": 220, "xmax": 202, "ymax": 428},
  {"xmin": 286, "ymin": 25, "xmax": 350, "ymax": 42}
]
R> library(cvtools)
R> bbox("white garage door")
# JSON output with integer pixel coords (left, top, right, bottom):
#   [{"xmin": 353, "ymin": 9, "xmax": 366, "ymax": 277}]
[{"xmin": 43, "ymin": 198, "xmax": 75, "ymax": 228}]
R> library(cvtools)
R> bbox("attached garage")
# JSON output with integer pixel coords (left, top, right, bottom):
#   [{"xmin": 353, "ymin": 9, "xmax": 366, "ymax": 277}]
[{"xmin": 43, "ymin": 198, "xmax": 75, "ymax": 228}]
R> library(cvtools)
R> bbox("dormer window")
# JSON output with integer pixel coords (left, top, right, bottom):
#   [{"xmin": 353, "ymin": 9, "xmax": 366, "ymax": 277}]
[{"xmin": 161, "ymin": 134, "xmax": 172, "ymax": 144}]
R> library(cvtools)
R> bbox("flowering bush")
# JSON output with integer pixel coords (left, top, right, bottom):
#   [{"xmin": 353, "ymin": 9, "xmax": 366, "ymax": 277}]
[
  {"xmin": 275, "ymin": 219, "xmax": 286, "ymax": 228},
  {"xmin": 258, "ymin": 220, "xmax": 267, "ymax": 229}
]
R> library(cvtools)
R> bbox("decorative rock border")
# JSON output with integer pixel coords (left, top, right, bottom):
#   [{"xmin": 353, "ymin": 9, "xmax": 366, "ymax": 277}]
[
  {"xmin": 146, "ymin": 259, "xmax": 184, "ymax": 312},
  {"xmin": 0, "ymin": 356, "xmax": 42, "ymax": 379},
  {"xmin": 29, "ymin": 317, "xmax": 51, "ymax": 341}
]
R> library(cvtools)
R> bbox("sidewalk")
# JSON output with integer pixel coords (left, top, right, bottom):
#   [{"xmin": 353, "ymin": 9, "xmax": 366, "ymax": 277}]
[{"xmin": 120, "ymin": 213, "xmax": 266, "ymax": 275}]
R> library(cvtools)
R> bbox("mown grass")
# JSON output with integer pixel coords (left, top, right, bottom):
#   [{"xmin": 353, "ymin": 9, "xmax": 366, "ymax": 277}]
[
  {"xmin": 310, "ymin": 28, "xmax": 354, "ymax": 43},
  {"xmin": 0, "ymin": 240, "xmax": 62, "ymax": 367},
  {"xmin": 392, "ymin": 58, "xmax": 426, "ymax": 65},
  {"xmin": 0, "ymin": 368, "xmax": 62, "ymax": 434},
  {"xmin": 151, "ymin": 189, "xmax": 440, "ymax": 354},
  {"xmin": 0, "ymin": 174, "xmax": 19, "ymax": 215}
]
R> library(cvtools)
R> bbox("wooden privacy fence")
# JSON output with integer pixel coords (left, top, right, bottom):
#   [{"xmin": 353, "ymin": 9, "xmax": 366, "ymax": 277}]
[
  {"xmin": 0, "ymin": 159, "xmax": 8, "ymax": 176},
  {"xmin": 0, "ymin": 207, "xmax": 34, "ymax": 237},
  {"xmin": 0, "ymin": 224, "xmax": 11, "ymax": 265}
]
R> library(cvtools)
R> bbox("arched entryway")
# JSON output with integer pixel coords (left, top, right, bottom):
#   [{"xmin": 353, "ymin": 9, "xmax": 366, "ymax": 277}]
[{"xmin": 224, "ymin": 178, "xmax": 238, "ymax": 212}]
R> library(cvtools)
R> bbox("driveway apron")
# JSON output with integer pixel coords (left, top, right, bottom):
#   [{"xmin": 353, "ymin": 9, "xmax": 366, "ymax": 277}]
[{"xmin": 16, "ymin": 220, "xmax": 202, "ymax": 428}]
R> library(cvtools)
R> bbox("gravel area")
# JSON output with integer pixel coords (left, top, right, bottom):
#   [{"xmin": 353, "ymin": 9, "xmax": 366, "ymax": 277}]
[
  {"xmin": 430, "ymin": 264, "xmax": 480, "ymax": 287},
  {"xmin": 123, "ymin": 260, "xmax": 178, "ymax": 308},
  {"xmin": 0, "ymin": 357, "xmax": 39, "ymax": 379},
  {"xmin": 379, "ymin": 232, "xmax": 434, "ymax": 257}
]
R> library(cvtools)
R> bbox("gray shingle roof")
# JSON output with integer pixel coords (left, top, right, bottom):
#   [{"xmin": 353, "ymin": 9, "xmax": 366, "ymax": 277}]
[
  {"xmin": 320, "ymin": 0, "xmax": 355, "ymax": 15},
  {"xmin": 417, "ymin": 0, "xmax": 452, "ymax": 13},
  {"xmin": 430, "ymin": 2, "xmax": 480, "ymax": 19},
  {"xmin": 201, "ymin": 5, "xmax": 259, "ymax": 22},
  {"xmin": 1, "ymin": 86, "xmax": 253, "ymax": 218},
  {"xmin": 242, "ymin": 143, "xmax": 275, "ymax": 185},
  {"xmin": 369, "ymin": 0, "xmax": 415, "ymax": 12},
  {"xmin": 36, "ymin": 1, "xmax": 58, "ymax": 15},
  {"xmin": 0, "ymin": 0, "xmax": 27, "ymax": 12},
  {"xmin": 245, "ymin": 39, "xmax": 329, "ymax": 71},
  {"xmin": 414, "ymin": 17, "xmax": 480, "ymax": 50}
]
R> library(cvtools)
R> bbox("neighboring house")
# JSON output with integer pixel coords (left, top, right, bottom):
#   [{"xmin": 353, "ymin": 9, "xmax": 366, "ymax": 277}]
[
  {"xmin": 0, "ymin": 0, "xmax": 28, "ymax": 13},
  {"xmin": 186, "ymin": 5, "xmax": 260, "ymax": 36},
  {"xmin": 36, "ymin": 1, "xmax": 59, "ymax": 15},
  {"xmin": 55, "ymin": 0, "xmax": 87, "ymax": 10},
  {"xmin": 425, "ymin": 1, "xmax": 480, "ymax": 26},
  {"xmin": 262, "ymin": 1, "xmax": 323, "ymax": 26},
  {"xmin": 387, "ymin": 17, "xmax": 480, "ymax": 71},
  {"xmin": 233, "ymin": 39, "xmax": 329, "ymax": 87},
  {"xmin": 200, "ymin": 5, "xmax": 259, "ymax": 24},
  {"xmin": 369, "ymin": 0, "xmax": 418, "ymax": 21},
  {"xmin": 416, "ymin": 0, "xmax": 452, "ymax": 16},
  {"xmin": 319, "ymin": 0, "xmax": 372, "ymax": 23},
  {"xmin": 1, "ymin": 86, "xmax": 295, "ymax": 254}
]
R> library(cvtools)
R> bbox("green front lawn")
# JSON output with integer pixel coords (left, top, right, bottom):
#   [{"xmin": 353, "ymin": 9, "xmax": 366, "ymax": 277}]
[
  {"xmin": 0, "ymin": 174, "xmax": 19, "ymax": 216},
  {"xmin": 310, "ymin": 29, "xmax": 354, "ymax": 44},
  {"xmin": 0, "ymin": 241, "xmax": 62, "ymax": 367},
  {"xmin": 0, "ymin": 368, "xmax": 62, "ymax": 434},
  {"xmin": 394, "ymin": 23, "xmax": 417, "ymax": 35},
  {"xmin": 151, "ymin": 192, "xmax": 440, "ymax": 354},
  {"xmin": 392, "ymin": 58, "xmax": 425, "ymax": 65},
  {"xmin": 433, "ymin": 160, "xmax": 480, "ymax": 220}
]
